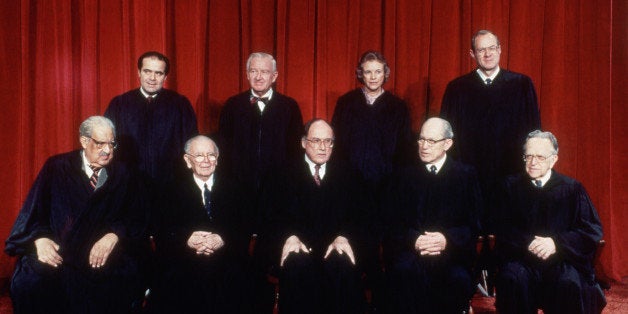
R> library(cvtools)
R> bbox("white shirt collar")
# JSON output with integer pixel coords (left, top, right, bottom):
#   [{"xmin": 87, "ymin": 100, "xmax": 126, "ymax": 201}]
[
  {"xmin": 81, "ymin": 150, "xmax": 95, "ymax": 177},
  {"xmin": 304, "ymin": 154, "xmax": 326, "ymax": 179},
  {"xmin": 139, "ymin": 87, "xmax": 158, "ymax": 99},
  {"xmin": 476, "ymin": 67, "xmax": 500, "ymax": 84},
  {"xmin": 251, "ymin": 88, "xmax": 274, "ymax": 112},
  {"xmin": 425, "ymin": 154, "xmax": 447, "ymax": 174},
  {"xmin": 531, "ymin": 170, "xmax": 552, "ymax": 187},
  {"xmin": 361, "ymin": 87, "xmax": 385, "ymax": 105},
  {"xmin": 193, "ymin": 173, "xmax": 215, "ymax": 192}
]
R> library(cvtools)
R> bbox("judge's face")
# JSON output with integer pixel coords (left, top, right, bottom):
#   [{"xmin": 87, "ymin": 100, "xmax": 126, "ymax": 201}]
[
  {"xmin": 80, "ymin": 125, "xmax": 115, "ymax": 168},
  {"xmin": 138, "ymin": 57, "xmax": 167, "ymax": 94},
  {"xmin": 302, "ymin": 121, "xmax": 334, "ymax": 165},
  {"xmin": 184, "ymin": 138, "xmax": 219, "ymax": 181},
  {"xmin": 361, "ymin": 60, "xmax": 386, "ymax": 93},
  {"xmin": 524, "ymin": 138, "xmax": 558, "ymax": 179},
  {"xmin": 470, "ymin": 33, "xmax": 501, "ymax": 75},
  {"xmin": 418, "ymin": 120, "xmax": 452, "ymax": 164},
  {"xmin": 247, "ymin": 57, "xmax": 278, "ymax": 96}
]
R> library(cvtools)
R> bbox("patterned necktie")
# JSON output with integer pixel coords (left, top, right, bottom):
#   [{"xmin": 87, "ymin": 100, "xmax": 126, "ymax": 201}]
[
  {"xmin": 250, "ymin": 96, "xmax": 269, "ymax": 105},
  {"xmin": 485, "ymin": 78, "xmax": 492, "ymax": 85},
  {"xmin": 89, "ymin": 166, "xmax": 100, "ymax": 190},
  {"xmin": 203, "ymin": 183, "xmax": 212, "ymax": 217},
  {"xmin": 314, "ymin": 164, "xmax": 321, "ymax": 186},
  {"xmin": 534, "ymin": 180, "xmax": 543, "ymax": 188},
  {"xmin": 430, "ymin": 165, "xmax": 437, "ymax": 175}
]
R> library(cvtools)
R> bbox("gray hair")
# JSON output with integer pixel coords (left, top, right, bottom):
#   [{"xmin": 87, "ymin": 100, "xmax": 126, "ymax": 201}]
[
  {"xmin": 246, "ymin": 52, "xmax": 277, "ymax": 72},
  {"xmin": 79, "ymin": 116, "xmax": 115, "ymax": 138},
  {"xmin": 525, "ymin": 130, "xmax": 559, "ymax": 154},
  {"xmin": 423, "ymin": 117, "xmax": 454, "ymax": 139},
  {"xmin": 184, "ymin": 135, "xmax": 220, "ymax": 155},
  {"xmin": 471, "ymin": 30, "xmax": 500, "ymax": 51}
]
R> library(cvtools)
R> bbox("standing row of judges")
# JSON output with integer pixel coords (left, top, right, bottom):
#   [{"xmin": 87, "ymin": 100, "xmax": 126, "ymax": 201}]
[{"xmin": 5, "ymin": 29, "xmax": 605, "ymax": 314}]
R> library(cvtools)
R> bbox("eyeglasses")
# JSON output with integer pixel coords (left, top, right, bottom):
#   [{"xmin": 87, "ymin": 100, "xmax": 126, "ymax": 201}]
[
  {"xmin": 187, "ymin": 153, "xmax": 218, "ymax": 163},
  {"xmin": 523, "ymin": 154, "xmax": 554, "ymax": 163},
  {"xmin": 248, "ymin": 69, "xmax": 273, "ymax": 77},
  {"xmin": 475, "ymin": 45, "xmax": 499, "ymax": 55},
  {"xmin": 305, "ymin": 138, "xmax": 335, "ymax": 148},
  {"xmin": 417, "ymin": 138, "xmax": 448, "ymax": 146},
  {"xmin": 87, "ymin": 137, "xmax": 117, "ymax": 150}
]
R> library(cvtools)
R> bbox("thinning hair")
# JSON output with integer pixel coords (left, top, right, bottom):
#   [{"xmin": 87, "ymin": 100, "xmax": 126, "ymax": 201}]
[
  {"xmin": 355, "ymin": 50, "xmax": 391, "ymax": 84},
  {"xmin": 184, "ymin": 135, "xmax": 219, "ymax": 155},
  {"xmin": 525, "ymin": 130, "xmax": 559, "ymax": 154},
  {"xmin": 471, "ymin": 30, "xmax": 500, "ymax": 51},
  {"xmin": 422, "ymin": 117, "xmax": 454, "ymax": 139},
  {"xmin": 79, "ymin": 116, "xmax": 115, "ymax": 138},
  {"xmin": 302, "ymin": 118, "xmax": 334, "ymax": 139},
  {"xmin": 137, "ymin": 51, "xmax": 170, "ymax": 75},
  {"xmin": 246, "ymin": 52, "xmax": 277, "ymax": 72}
]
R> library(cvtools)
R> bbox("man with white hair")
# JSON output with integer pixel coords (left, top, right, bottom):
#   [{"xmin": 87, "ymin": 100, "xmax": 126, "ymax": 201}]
[
  {"xmin": 495, "ymin": 130, "xmax": 605, "ymax": 314},
  {"xmin": 384, "ymin": 117, "xmax": 481, "ymax": 314},
  {"xmin": 5, "ymin": 116, "xmax": 150, "ymax": 314}
]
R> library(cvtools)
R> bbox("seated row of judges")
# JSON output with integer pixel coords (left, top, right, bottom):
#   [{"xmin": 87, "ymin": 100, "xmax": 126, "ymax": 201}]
[{"xmin": 5, "ymin": 115, "xmax": 605, "ymax": 314}]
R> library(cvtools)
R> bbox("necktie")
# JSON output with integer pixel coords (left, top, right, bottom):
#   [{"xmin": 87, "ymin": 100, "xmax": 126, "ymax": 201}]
[
  {"xmin": 89, "ymin": 167, "xmax": 100, "ymax": 190},
  {"xmin": 147, "ymin": 95, "xmax": 155, "ymax": 104},
  {"xmin": 250, "ymin": 96, "xmax": 269, "ymax": 105},
  {"xmin": 534, "ymin": 180, "xmax": 543, "ymax": 188},
  {"xmin": 430, "ymin": 165, "xmax": 437, "ymax": 175},
  {"xmin": 314, "ymin": 164, "xmax": 321, "ymax": 186},
  {"xmin": 485, "ymin": 78, "xmax": 492, "ymax": 85},
  {"xmin": 203, "ymin": 183, "xmax": 212, "ymax": 217}
]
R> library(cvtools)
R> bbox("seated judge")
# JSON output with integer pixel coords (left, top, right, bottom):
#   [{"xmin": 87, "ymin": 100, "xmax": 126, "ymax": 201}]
[
  {"xmin": 265, "ymin": 119, "xmax": 368, "ymax": 314},
  {"xmin": 383, "ymin": 117, "xmax": 481, "ymax": 314},
  {"xmin": 149, "ymin": 135, "xmax": 253, "ymax": 314},
  {"xmin": 494, "ymin": 130, "xmax": 605, "ymax": 314},
  {"xmin": 5, "ymin": 116, "xmax": 150, "ymax": 314}
]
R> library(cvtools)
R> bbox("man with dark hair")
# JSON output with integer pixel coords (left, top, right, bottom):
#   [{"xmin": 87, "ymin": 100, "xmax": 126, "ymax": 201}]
[
  {"xmin": 105, "ymin": 50, "xmax": 198, "ymax": 185},
  {"xmin": 440, "ymin": 30, "xmax": 541, "ymax": 295},
  {"xmin": 494, "ymin": 130, "xmax": 605, "ymax": 314},
  {"xmin": 149, "ymin": 135, "xmax": 252, "ymax": 314},
  {"xmin": 263, "ymin": 119, "xmax": 368, "ymax": 314},
  {"xmin": 5, "ymin": 116, "xmax": 150, "ymax": 314},
  {"xmin": 383, "ymin": 117, "xmax": 481, "ymax": 314}
]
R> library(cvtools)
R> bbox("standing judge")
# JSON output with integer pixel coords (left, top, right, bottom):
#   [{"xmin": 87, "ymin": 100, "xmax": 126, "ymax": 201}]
[
  {"xmin": 265, "ymin": 119, "xmax": 368, "ymax": 314},
  {"xmin": 440, "ymin": 30, "xmax": 541, "ymax": 231},
  {"xmin": 5, "ymin": 116, "xmax": 150, "ymax": 314},
  {"xmin": 149, "ymin": 135, "xmax": 252, "ymax": 314},
  {"xmin": 105, "ymin": 51, "xmax": 198, "ymax": 185},
  {"xmin": 494, "ymin": 130, "xmax": 605, "ymax": 314},
  {"xmin": 383, "ymin": 117, "xmax": 481, "ymax": 314}
]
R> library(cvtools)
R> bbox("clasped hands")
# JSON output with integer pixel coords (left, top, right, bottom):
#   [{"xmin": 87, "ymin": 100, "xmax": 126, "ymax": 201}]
[
  {"xmin": 415, "ymin": 231, "xmax": 447, "ymax": 256},
  {"xmin": 528, "ymin": 236, "xmax": 556, "ymax": 260},
  {"xmin": 280, "ymin": 235, "xmax": 355, "ymax": 267},
  {"xmin": 35, "ymin": 232, "xmax": 119, "ymax": 269},
  {"xmin": 187, "ymin": 231, "xmax": 224, "ymax": 256}
]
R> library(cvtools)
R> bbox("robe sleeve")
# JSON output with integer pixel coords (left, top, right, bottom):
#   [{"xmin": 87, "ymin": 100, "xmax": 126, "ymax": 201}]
[{"xmin": 5, "ymin": 159, "xmax": 55, "ymax": 256}]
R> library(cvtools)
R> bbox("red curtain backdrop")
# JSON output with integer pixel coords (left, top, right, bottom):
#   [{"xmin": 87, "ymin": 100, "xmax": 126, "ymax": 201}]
[{"xmin": 0, "ymin": 0, "xmax": 625, "ymax": 281}]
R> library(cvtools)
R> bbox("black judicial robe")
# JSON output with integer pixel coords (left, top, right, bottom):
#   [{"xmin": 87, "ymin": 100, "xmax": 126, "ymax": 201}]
[
  {"xmin": 383, "ymin": 158, "xmax": 482, "ymax": 313},
  {"xmin": 332, "ymin": 88, "xmax": 414, "ymax": 186},
  {"xmin": 105, "ymin": 88, "xmax": 198, "ymax": 184},
  {"xmin": 150, "ymin": 170, "xmax": 253, "ymax": 314},
  {"xmin": 217, "ymin": 90, "xmax": 303, "ymax": 192},
  {"xmin": 441, "ymin": 69, "xmax": 540, "ymax": 180},
  {"xmin": 495, "ymin": 170, "xmax": 605, "ymax": 313},
  {"xmin": 441, "ymin": 70, "xmax": 540, "ymax": 220},
  {"xmin": 5, "ymin": 150, "xmax": 150, "ymax": 314},
  {"xmin": 262, "ymin": 159, "xmax": 370, "ymax": 314}
]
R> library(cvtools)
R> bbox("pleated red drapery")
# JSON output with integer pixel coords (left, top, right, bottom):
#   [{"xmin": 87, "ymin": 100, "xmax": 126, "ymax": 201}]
[{"xmin": 0, "ymin": 0, "xmax": 625, "ymax": 282}]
